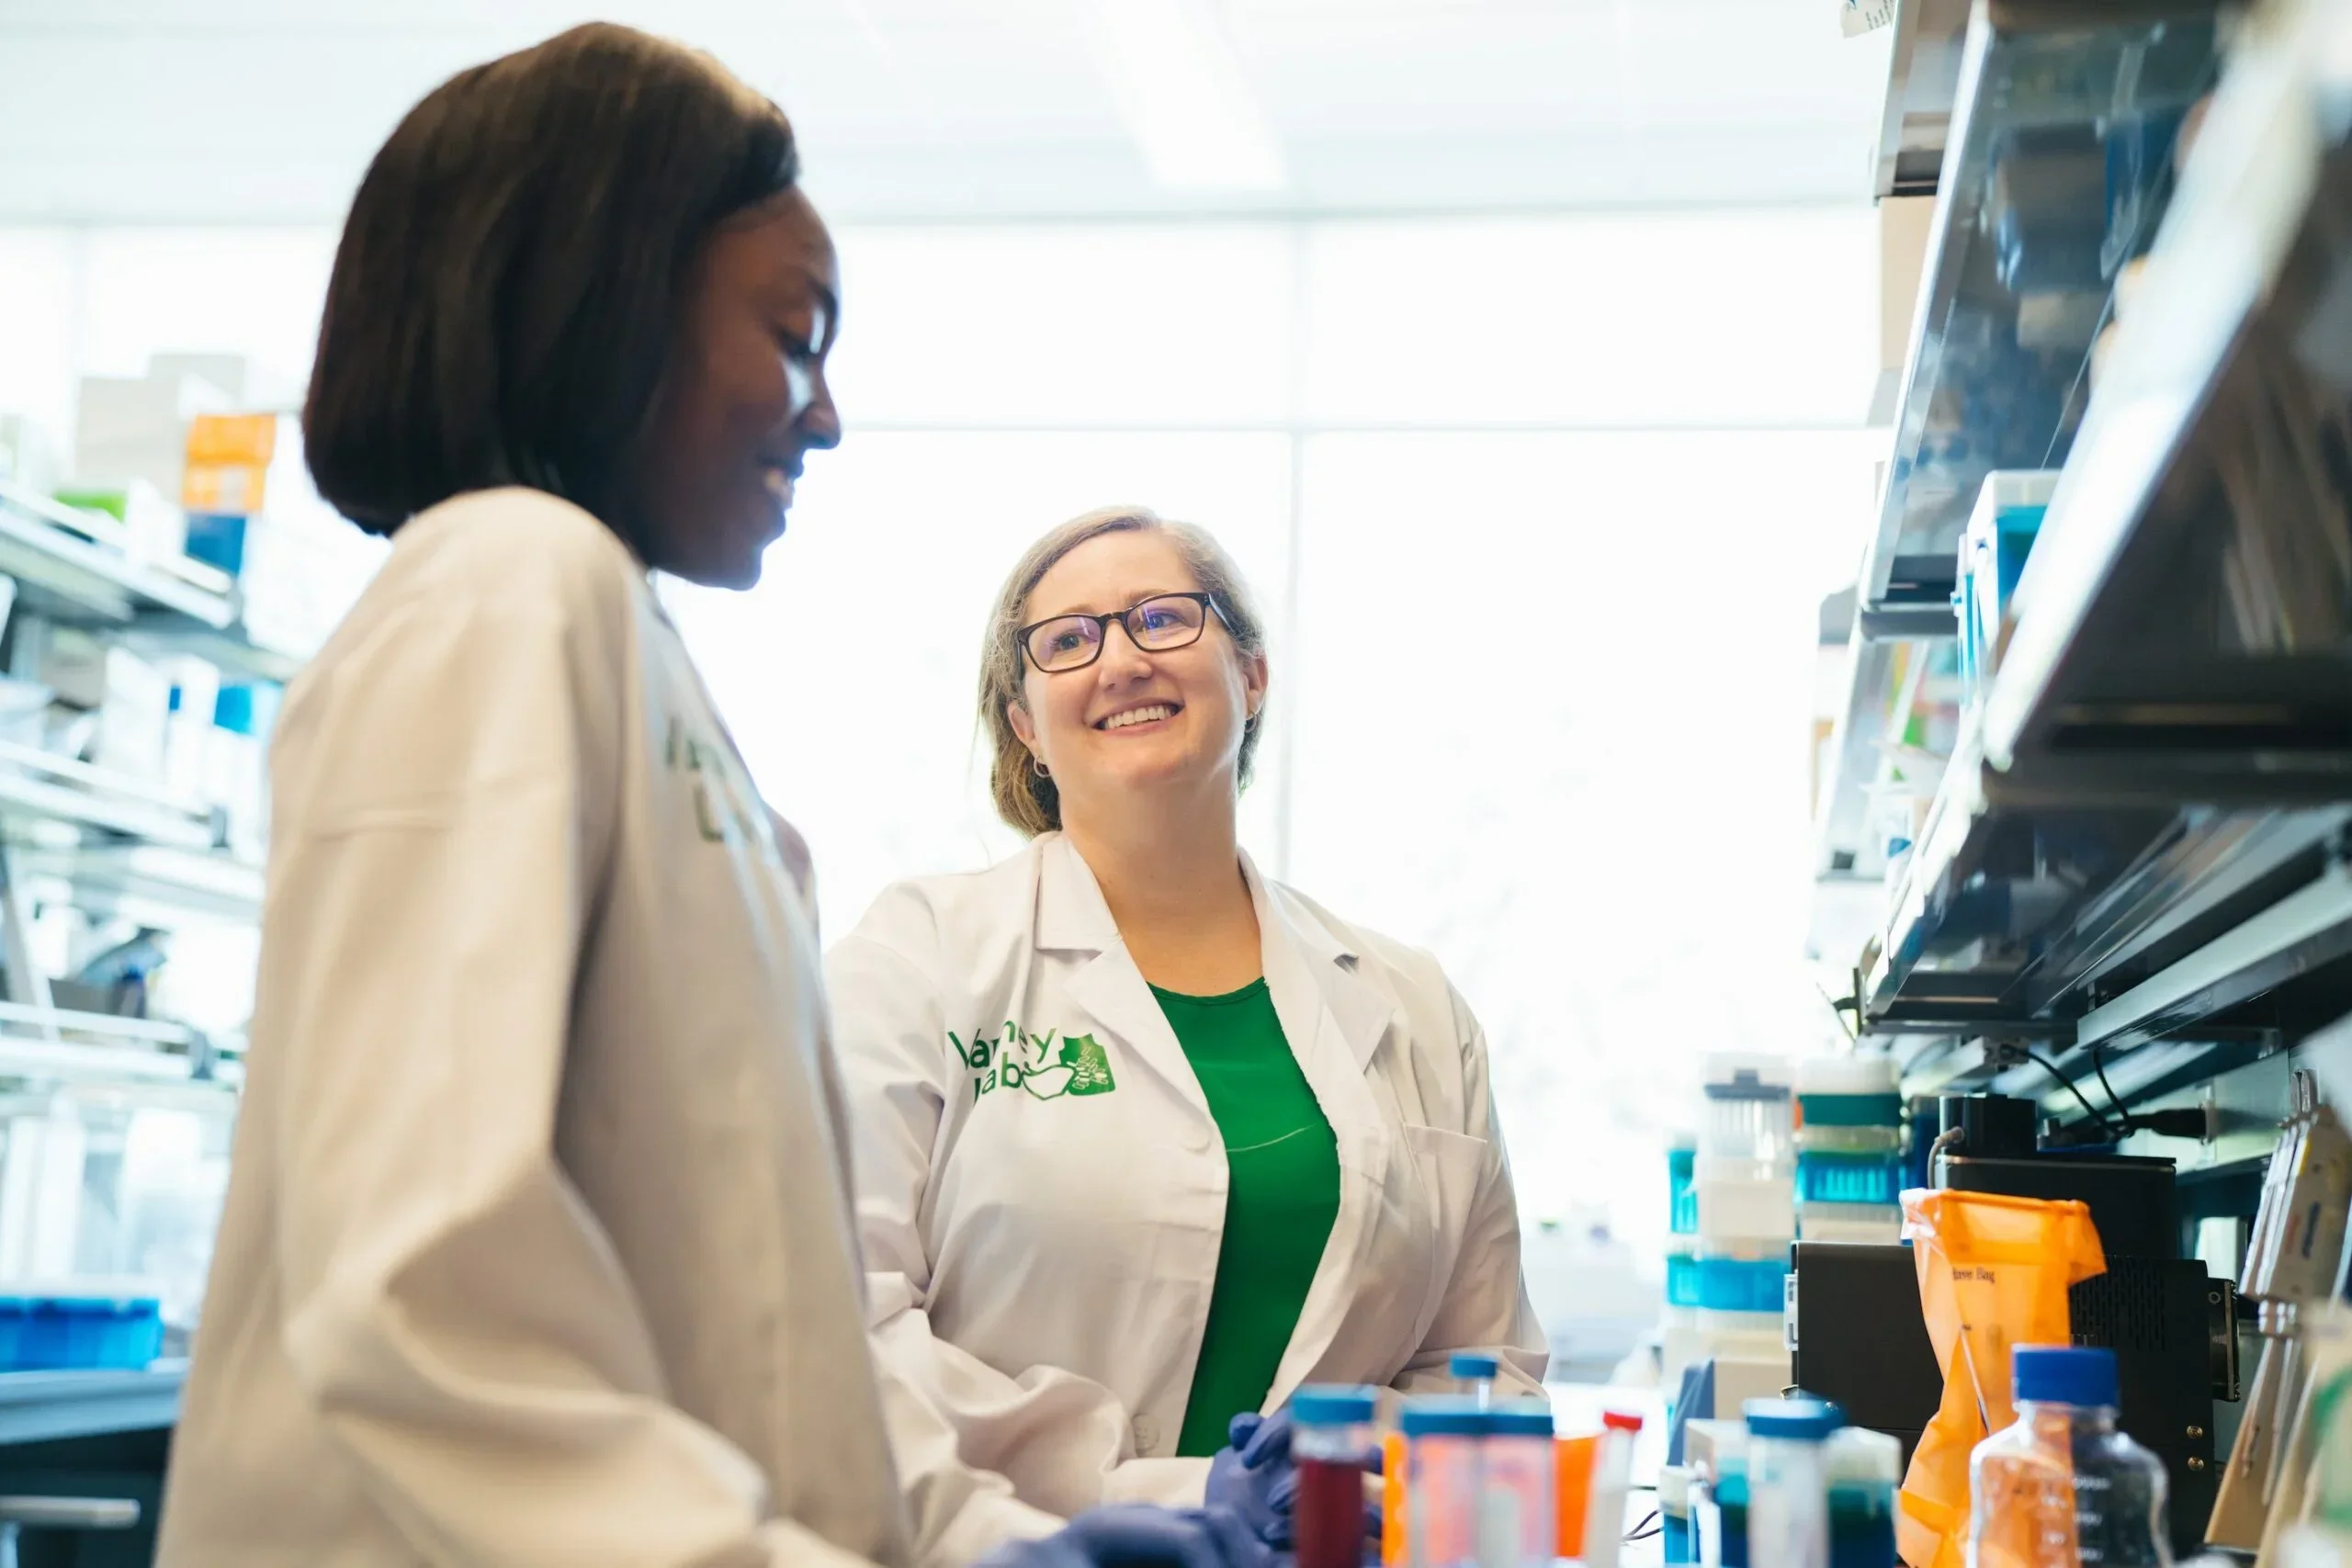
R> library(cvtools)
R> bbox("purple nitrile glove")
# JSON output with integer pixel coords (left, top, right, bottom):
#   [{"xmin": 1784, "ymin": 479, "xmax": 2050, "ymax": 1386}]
[
  {"xmin": 973, "ymin": 1504, "xmax": 1275, "ymax": 1568},
  {"xmin": 1204, "ymin": 1408, "xmax": 1297, "ymax": 1548}
]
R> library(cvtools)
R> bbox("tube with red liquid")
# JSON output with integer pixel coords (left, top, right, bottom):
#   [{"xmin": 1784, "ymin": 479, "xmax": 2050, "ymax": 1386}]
[{"xmin": 1293, "ymin": 1385, "xmax": 1380, "ymax": 1568}]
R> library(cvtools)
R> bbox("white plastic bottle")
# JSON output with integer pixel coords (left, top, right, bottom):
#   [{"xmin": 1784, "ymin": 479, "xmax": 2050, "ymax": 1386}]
[
  {"xmin": 1746, "ymin": 1396, "xmax": 1843, "ymax": 1568},
  {"xmin": 1582, "ymin": 1408, "xmax": 1645, "ymax": 1568}
]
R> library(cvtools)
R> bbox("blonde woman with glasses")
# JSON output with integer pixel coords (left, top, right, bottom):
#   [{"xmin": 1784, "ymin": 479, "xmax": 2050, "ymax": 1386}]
[{"xmin": 829, "ymin": 506, "xmax": 1546, "ymax": 1555}]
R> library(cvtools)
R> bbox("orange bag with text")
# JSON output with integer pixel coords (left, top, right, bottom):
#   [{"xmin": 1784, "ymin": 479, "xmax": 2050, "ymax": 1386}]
[{"xmin": 1895, "ymin": 1189, "xmax": 2107, "ymax": 1568}]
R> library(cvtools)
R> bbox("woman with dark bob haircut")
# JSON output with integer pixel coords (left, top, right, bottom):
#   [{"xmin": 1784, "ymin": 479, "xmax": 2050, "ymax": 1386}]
[{"xmin": 155, "ymin": 26, "xmax": 1266, "ymax": 1568}]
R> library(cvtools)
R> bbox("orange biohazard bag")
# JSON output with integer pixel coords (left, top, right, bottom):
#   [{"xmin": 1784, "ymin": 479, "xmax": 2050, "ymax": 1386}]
[{"xmin": 1894, "ymin": 1189, "xmax": 2108, "ymax": 1568}]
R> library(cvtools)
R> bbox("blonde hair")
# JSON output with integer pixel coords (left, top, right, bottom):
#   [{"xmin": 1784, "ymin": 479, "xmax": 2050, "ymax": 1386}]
[{"xmin": 981, "ymin": 505, "xmax": 1270, "ymax": 837}]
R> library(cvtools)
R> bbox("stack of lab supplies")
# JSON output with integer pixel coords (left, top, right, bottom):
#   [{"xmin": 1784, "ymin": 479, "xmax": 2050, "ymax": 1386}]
[
  {"xmin": 1691, "ymin": 1055, "xmax": 1794, "ymax": 1416},
  {"xmin": 1793, "ymin": 1056, "xmax": 1905, "ymax": 1245},
  {"xmin": 1358, "ymin": 1371, "xmax": 1650, "ymax": 1568},
  {"xmin": 1683, "ymin": 1399, "xmax": 1897, "ymax": 1568}
]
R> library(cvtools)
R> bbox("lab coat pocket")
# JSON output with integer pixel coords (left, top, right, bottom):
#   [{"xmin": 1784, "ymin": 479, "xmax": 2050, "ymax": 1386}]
[{"xmin": 1398, "ymin": 1123, "xmax": 1487, "ymax": 1342}]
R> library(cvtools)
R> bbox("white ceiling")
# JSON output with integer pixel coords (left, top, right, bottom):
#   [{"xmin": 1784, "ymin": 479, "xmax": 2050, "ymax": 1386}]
[{"xmin": 0, "ymin": 0, "xmax": 1894, "ymax": 224}]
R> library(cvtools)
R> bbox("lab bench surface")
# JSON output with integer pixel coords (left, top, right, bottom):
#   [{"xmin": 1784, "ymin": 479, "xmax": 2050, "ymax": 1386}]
[
  {"xmin": 0, "ymin": 1367, "xmax": 181, "ymax": 1566},
  {"xmin": 0, "ymin": 1366, "xmax": 181, "ymax": 1449}
]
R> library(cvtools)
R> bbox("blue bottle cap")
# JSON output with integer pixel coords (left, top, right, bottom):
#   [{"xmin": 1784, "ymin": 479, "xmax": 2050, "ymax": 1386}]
[
  {"xmin": 1292, "ymin": 1385, "xmax": 1378, "ymax": 1426},
  {"xmin": 1450, "ymin": 1351, "xmax": 1500, "ymax": 1380},
  {"xmin": 1399, "ymin": 1397, "xmax": 1489, "ymax": 1438},
  {"xmin": 1743, "ymin": 1396, "xmax": 1846, "ymax": 1441},
  {"xmin": 1485, "ymin": 1400, "xmax": 1555, "ymax": 1437},
  {"xmin": 2012, "ymin": 1346, "xmax": 2120, "ymax": 1409}
]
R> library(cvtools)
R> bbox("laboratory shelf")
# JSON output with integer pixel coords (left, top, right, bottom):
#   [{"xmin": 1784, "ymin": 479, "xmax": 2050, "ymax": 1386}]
[
  {"xmin": 1874, "ymin": 0, "xmax": 1973, "ymax": 198},
  {"xmin": 0, "ymin": 481, "xmax": 299, "ymax": 685},
  {"xmin": 0, "ymin": 741, "xmax": 215, "ymax": 852},
  {"xmin": 0, "ymin": 1004, "xmax": 240, "ymax": 1088},
  {"xmin": 0, "ymin": 1366, "xmax": 182, "ymax": 1448},
  {"xmin": 0, "ymin": 739, "xmax": 266, "ymax": 926},
  {"xmin": 1858, "ymin": 736, "xmax": 2352, "ymax": 1032},
  {"xmin": 1975, "ymin": 0, "xmax": 2352, "ymax": 797},
  {"xmin": 1859, "ymin": 0, "xmax": 2222, "ymax": 636},
  {"xmin": 1813, "ymin": 637, "xmax": 1961, "ymax": 883},
  {"xmin": 1825, "ymin": 0, "xmax": 2352, "ymax": 1133},
  {"xmin": 6, "ymin": 843, "xmax": 263, "ymax": 925}
]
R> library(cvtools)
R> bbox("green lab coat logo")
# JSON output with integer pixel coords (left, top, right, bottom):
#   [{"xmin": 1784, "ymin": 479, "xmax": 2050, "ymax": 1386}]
[
  {"xmin": 664, "ymin": 716, "xmax": 757, "ymax": 846},
  {"xmin": 950, "ymin": 1025, "xmax": 1116, "ymax": 1102}
]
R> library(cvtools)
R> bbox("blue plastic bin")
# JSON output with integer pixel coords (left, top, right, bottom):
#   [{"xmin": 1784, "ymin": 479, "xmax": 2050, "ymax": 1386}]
[
  {"xmin": 1797, "ymin": 1151, "xmax": 1904, "ymax": 1208},
  {"xmin": 1667, "ymin": 1249, "xmax": 1703, "ymax": 1309},
  {"xmin": 1696, "ymin": 1257, "xmax": 1787, "ymax": 1315},
  {"xmin": 0, "ymin": 1294, "xmax": 164, "ymax": 1371},
  {"xmin": 1669, "ymin": 1145, "xmax": 1699, "ymax": 1234}
]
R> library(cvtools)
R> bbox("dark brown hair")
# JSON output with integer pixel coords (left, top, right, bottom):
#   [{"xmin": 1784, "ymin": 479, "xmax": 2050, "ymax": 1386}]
[{"xmin": 303, "ymin": 23, "xmax": 798, "ymax": 541}]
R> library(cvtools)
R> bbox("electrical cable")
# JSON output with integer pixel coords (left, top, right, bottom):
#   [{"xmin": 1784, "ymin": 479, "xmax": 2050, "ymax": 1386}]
[
  {"xmin": 1623, "ymin": 1509, "xmax": 1661, "ymax": 1542},
  {"xmin": 2077, "ymin": 1043, "xmax": 2207, "ymax": 1143},
  {"xmin": 1815, "ymin": 981, "xmax": 1860, "ymax": 1042},
  {"xmin": 2091, "ymin": 1043, "xmax": 2124, "ymax": 1119},
  {"xmin": 2025, "ymin": 1048, "xmax": 2124, "ymax": 1137}
]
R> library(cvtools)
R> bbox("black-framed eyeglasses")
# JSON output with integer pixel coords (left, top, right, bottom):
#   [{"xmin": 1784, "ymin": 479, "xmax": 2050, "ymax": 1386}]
[{"xmin": 1019, "ymin": 592, "xmax": 1231, "ymax": 673}]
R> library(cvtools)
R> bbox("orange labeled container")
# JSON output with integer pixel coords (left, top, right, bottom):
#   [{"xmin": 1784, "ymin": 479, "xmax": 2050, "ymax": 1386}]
[
  {"xmin": 1555, "ymin": 1433, "xmax": 1599, "ymax": 1559},
  {"xmin": 185, "ymin": 413, "xmax": 277, "ymax": 467},
  {"xmin": 183, "ymin": 413, "xmax": 278, "ymax": 516},
  {"xmin": 1382, "ymin": 1430, "xmax": 1407, "ymax": 1565}
]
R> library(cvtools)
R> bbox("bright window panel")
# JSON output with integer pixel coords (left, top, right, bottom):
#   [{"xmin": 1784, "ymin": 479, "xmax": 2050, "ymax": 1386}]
[
  {"xmin": 0, "ymin": 229, "xmax": 77, "ymax": 444},
  {"xmin": 1285, "ymin": 429, "xmax": 1877, "ymax": 1256},
  {"xmin": 79, "ymin": 229, "xmax": 339, "ymax": 401},
  {"xmin": 827, "ymin": 224, "xmax": 1295, "ymax": 427},
  {"xmin": 667, "ymin": 430, "xmax": 1293, "ymax": 942},
  {"xmin": 1301, "ymin": 210, "xmax": 1876, "ymax": 428}
]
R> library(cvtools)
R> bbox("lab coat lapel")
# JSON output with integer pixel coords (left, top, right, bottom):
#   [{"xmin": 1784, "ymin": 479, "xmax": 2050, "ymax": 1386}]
[
  {"xmin": 1035, "ymin": 836, "xmax": 1203, "ymax": 1105},
  {"xmin": 1247, "ymin": 855, "xmax": 1401, "ymax": 1408}
]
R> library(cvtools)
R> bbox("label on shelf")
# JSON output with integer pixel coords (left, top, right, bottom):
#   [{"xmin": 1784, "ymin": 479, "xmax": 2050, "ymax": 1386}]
[{"xmin": 1841, "ymin": 0, "xmax": 1894, "ymax": 37}]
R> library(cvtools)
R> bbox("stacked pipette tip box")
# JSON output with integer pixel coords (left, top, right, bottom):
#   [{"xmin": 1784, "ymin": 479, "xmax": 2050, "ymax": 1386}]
[
  {"xmin": 1688, "ymin": 1055, "xmax": 1795, "ymax": 1393},
  {"xmin": 1794, "ymin": 1056, "xmax": 1905, "ymax": 1245}
]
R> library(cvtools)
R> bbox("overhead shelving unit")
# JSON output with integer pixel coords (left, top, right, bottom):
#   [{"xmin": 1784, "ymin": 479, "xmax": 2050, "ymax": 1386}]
[
  {"xmin": 1860, "ymin": 3, "xmax": 2221, "ymax": 638},
  {"xmin": 0, "ymin": 482, "xmax": 300, "ymax": 686},
  {"xmin": 1874, "ymin": 0, "xmax": 1973, "ymax": 197},
  {"xmin": 1815, "ymin": 0, "xmax": 2352, "ymax": 1125},
  {"xmin": 0, "ymin": 479, "xmax": 283, "ymax": 1089}
]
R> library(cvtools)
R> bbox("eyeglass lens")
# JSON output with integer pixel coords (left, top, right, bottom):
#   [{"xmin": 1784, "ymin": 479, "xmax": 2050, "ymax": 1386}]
[{"xmin": 1026, "ymin": 595, "xmax": 1207, "ymax": 671}]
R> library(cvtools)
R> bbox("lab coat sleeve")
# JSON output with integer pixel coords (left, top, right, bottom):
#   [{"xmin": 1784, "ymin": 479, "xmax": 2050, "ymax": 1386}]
[
  {"xmin": 264, "ymin": 535, "xmax": 876, "ymax": 1568},
  {"xmin": 1390, "ymin": 986, "xmax": 1550, "ymax": 1402},
  {"xmin": 831, "ymin": 924, "xmax": 1212, "ymax": 1522}
]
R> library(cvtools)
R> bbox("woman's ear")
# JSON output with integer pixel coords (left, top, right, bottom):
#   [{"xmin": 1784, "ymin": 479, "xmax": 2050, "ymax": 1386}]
[
  {"xmin": 1243, "ymin": 652, "xmax": 1270, "ymax": 720},
  {"xmin": 1008, "ymin": 700, "xmax": 1039, "ymax": 750}
]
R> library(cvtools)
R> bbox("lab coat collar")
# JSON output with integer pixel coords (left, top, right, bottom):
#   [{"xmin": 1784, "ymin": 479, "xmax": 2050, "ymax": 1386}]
[
  {"xmin": 1030, "ymin": 835, "xmax": 1392, "ymax": 1072},
  {"xmin": 1038, "ymin": 837, "xmax": 1199, "ymax": 1105},
  {"xmin": 1239, "ymin": 853, "xmax": 1393, "ymax": 1074},
  {"xmin": 1033, "ymin": 834, "xmax": 1124, "ymax": 955}
]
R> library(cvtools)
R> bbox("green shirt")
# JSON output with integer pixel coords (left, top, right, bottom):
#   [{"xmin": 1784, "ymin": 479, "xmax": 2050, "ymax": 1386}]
[{"xmin": 1151, "ymin": 979, "xmax": 1342, "ymax": 1458}]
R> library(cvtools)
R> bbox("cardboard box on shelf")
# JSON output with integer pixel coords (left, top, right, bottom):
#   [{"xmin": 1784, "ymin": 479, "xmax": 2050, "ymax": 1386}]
[
  {"xmin": 90, "ymin": 648, "xmax": 172, "ymax": 783},
  {"xmin": 33, "ymin": 625, "xmax": 113, "ymax": 710},
  {"xmin": 182, "ymin": 412, "xmax": 278, "ymax": 517},
  {"xmin": 72, "ymin": 370, "xmax": 232, "ymax": 502},
  {"xmin": 147, "ymin": 355, "xmax": 252, "ymax": 405}
]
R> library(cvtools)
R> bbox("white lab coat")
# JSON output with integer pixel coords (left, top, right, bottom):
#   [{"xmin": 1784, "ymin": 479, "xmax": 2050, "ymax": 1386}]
[
  {"xmin": 830, "ymin": 834, "xmax": 1547, "ymax": 1519},
  {"xmin": 159, "ymin": 490, "xmax": 1056, "ymax": 1568}
]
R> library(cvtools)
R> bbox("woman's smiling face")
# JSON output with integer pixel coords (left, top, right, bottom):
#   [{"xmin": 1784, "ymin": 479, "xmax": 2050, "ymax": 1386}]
[{"xmin": 1009, "ymin": 528, "xmax": 1267, "ymax": 823}]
